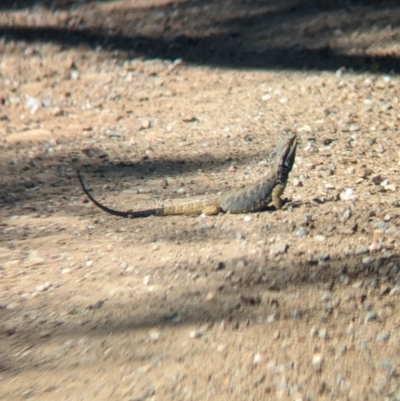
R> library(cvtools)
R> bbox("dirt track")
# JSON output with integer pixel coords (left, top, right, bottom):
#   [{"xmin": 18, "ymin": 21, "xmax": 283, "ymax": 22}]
[{"xmin": 1, "ymin": 1, "xmax": 400, "ymax": 400}]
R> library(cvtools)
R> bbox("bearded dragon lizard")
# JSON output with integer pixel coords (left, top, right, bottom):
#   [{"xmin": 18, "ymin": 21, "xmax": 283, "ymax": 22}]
[{"xmin": 78, "ymin": 133, "xmax": 297, "ymax": 218}]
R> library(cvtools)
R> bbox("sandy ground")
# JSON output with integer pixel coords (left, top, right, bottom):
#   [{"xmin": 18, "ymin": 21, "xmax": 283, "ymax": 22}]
[{"xmin": 1, "ymin": 0, "xmax": 400, "ymax": 400}]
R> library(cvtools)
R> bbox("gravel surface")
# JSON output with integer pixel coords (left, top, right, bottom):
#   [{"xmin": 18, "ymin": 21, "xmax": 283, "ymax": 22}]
[{"xmin": 1, "ymin": 1, "xmax": 400, "ymax": 400}]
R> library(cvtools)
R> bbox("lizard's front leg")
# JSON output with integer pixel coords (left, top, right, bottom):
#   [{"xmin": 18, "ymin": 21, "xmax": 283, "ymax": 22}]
[{"xmin": 271, "ymin": 183, "xmax": 286, "ymax": 210}]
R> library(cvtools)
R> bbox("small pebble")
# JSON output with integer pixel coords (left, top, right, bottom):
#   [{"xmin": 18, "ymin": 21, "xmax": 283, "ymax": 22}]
[
  {"xmin": 140, "ymin": 119, "xmax": 151, "ymax": 129},
  {"xmin": 365, "ymin": 311, "xmax": 377, "ymax": 322},
  {"xmin": 319, "ymin": 253, "xmax": 330, "ymax": 261},
  {"xmin": 312, "ymin": 354, "xmax": 324, "ymax": 370},
  {"xmin": 318, "ymin": 328, "xmax": 328, "ymax": 340},
  {"xmin": 253, "ymin": 353, "xmax": 262, "ymax": 365},
  {"xmin": 269, "ymin": 243, "xmax": 288, "ymax": 257},
  {"xmin": 374, "ymin": 220, "xmax": 388, "ymax": 230},
  {"xmin": 352, "ymin": 280, "xmax": 363, "ymax": 289},
  {"xmin": 321, "ymin": 292, "xmax": 332, "ymax": 301},
  {"xmin": 304, "ymin": 142, "xmax": 313, "ymax": 152},
  {"xmin": 362, "ymin": 256, "xmax": 374, "ymax": 264},
  {"xmin": 295, "ymin": 227, "xmax": 307, "ymax": 237},
  {"xmin": 52, "ymin": 106, "xmax": 64, "ymax": 116},
  {"xmin": 368, "ymin": 243, "xmax": 381, "ymax": 253},
  {"xmin": 342, "ymin": 209, "xmax": 352, "ymax": 221},
  {"xmin": 35, "ymin": 282, "xmax": 51, "ymax": 292},
  {"xmin": 372, "ymin": 174, "xmax": 384, "ymax": 185},
  {"xmin": 39, "ymin": 330, "xmax": 52, "ymax": 338},
  {"xmin": 355, "ymin": 246, "xmax": 369, "ymax": 255},
  {"xmin": 349, "ymin": 124, "xmax": 360, "ymax": 132},
  {"xmin": 189, "ymin": 323, "xmax": 212, "ymax": 339},
  {"xmin": 214, "ymin": 261, "xmax": 225, "ymax": 270},
  {"xmin": 149, "ymin": 330, "xmax": 160, "ymax": 341},
  {"xmin": 336, "ymin": 67, "xmax": 344, "ymax": 77},
  {"xmin": 205, "ymin": 292, "xmax": 215, "ymax": 302},
  {"xmin": 314, "ymin": 235, "xmax": 326, "ymax": 242},
  {"xmin": 340, "ymin": 188, "xmax": 357, "ymax": 202},
  {"xmin": 377, "ymin": 360, "xmax": 393, "ymax": 370},
  {"xmin": 376, "ymin": 332, "xmax": 390, "ymax": 342},
  {"xmin": 290, "ymin": 309, "xmax": 304, "ymax": 319},
  {"xmin": 189, "ymin": 330, "xmax": 202, "ymax": 339},
  {"xmin": 383, "ymin": 214, "xmax": 392, "ymax": 222},
  {"xmin": 384, "ymin": 184, "xmax": 396, "ymax": 192}
]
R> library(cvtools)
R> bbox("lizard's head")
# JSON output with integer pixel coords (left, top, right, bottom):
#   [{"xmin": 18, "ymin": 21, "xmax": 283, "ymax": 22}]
[{"xmin": 276, "ymin": 133, "xmax": 297, "ymax": 178}]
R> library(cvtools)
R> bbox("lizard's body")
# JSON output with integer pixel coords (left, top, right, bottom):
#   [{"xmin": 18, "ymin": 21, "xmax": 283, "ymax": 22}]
[{"xmin": 78, "ymin": 134, "xmax": 297, "ymax": 218}]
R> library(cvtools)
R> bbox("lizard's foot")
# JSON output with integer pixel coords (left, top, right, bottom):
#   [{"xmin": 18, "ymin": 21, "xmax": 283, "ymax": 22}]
[
  {"xmin": 272, "ymin": 196, "xmax": 283, "ymax": 210},
  {"xmin": 281, "ymin": 201, "xmax": 292, "ymax": 211},
  {"xmin": 202, "ymin": 205, "xmax": 222, "ymax": 216}
]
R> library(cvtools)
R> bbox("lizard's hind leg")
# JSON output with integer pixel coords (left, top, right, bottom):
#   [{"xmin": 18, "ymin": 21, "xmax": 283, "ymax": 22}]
[{"xmin": 202, "ymin": 205, "xmax": 222, "ymax": 216}]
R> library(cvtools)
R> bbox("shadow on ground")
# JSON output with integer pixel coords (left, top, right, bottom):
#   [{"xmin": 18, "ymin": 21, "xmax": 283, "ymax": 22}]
[
  {"xmin": 0, "ymin": 249, "xmax": 398, "ymax": 373},
  {"xmin": 0, "ymin": 142, "xmax": 280, "ymax": 209},
  {"xmin": 0, "ymin": 0, "xmax": 399, "ymax": 73}
]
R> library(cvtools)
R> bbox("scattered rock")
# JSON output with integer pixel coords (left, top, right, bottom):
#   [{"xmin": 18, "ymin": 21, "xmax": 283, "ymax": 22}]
[
  {"xmin": 189, "ymin": 322, "xmax": 213, "ymax": 339},
  {"xmin": 295, "ymin": 227, "xmax": 307, "ymax": 237},
  {"xmin": 376, "ymin": 332, "xmax": 390, "ymax": 342},
  {"xmin": 372, "ymin": 174, "xmax": 384, "ymax": 185},
  {"xmin": 290, "ymin": 309, "xmax": 304, "ymax": 319},
  {"xmin": 362, "ymin": 256, "xmax": 375, "ymax": 265},
  {"xmin": 365, "ymin": 311, "xmax": 378, "ymax": 322},
  {"xmin": 269, "ymin": 242, "xmax": 288, "ymax": 257},
  {"xmin": 318, "ymin": 328, "xmax": 328, "ymax": 340},
  {"xmin": 340, "ymin": 188, "xmax": 357, "ymax": 202},
  {"xmin": 314, "ymin": 235, "xmax": 326, "ymax": 242},
  {"xmin": 39, "ymin": 330, "xmax": 52, "ymax": 338},
  {"xmin": 139, "ymin": 118, "xmax": 151, "ymax": 129},
  {"xmin": 312, "ymin": 354, "xmax": 324, "ymax": 371},
  {"xmin": 253, "ymin": 353, "xmax": 262, "ymax": 365},
  {"xmin": 149, "ymin": 330, "xmax": 160, "ymax": 341},
  {"xmin": 214, "ymin": 261, "xmax": 225, "ymax": 271},
  {"xmin": 390, "ymin": 286, "xmax": 400, "ymax": 296},
  {"xmin": 240, "ymin": 294, "xmax": 261, "ymax": 306},
  {"xmin": 182, "ymin": 115, "xmax": 198, "ymax": 123},
  {"xmin": 81, "ymin": 147, "xmax": 108, "ymax": 158},
  {"xmin": 342, "ymin": 209, "xmax": 352, "ymax": 221},
  {"xmin": 355, "ymin": 246, "xmax": 369, "ymax": 255},
  {"xmin": 205, "ymin": 292, "xmax": 215, "ymax": 302}
]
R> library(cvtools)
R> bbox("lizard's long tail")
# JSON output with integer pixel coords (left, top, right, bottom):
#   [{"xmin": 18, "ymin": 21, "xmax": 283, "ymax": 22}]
[{"xmin": 77, "ymin": 170, "xmax": 160, "ymax": 218}]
